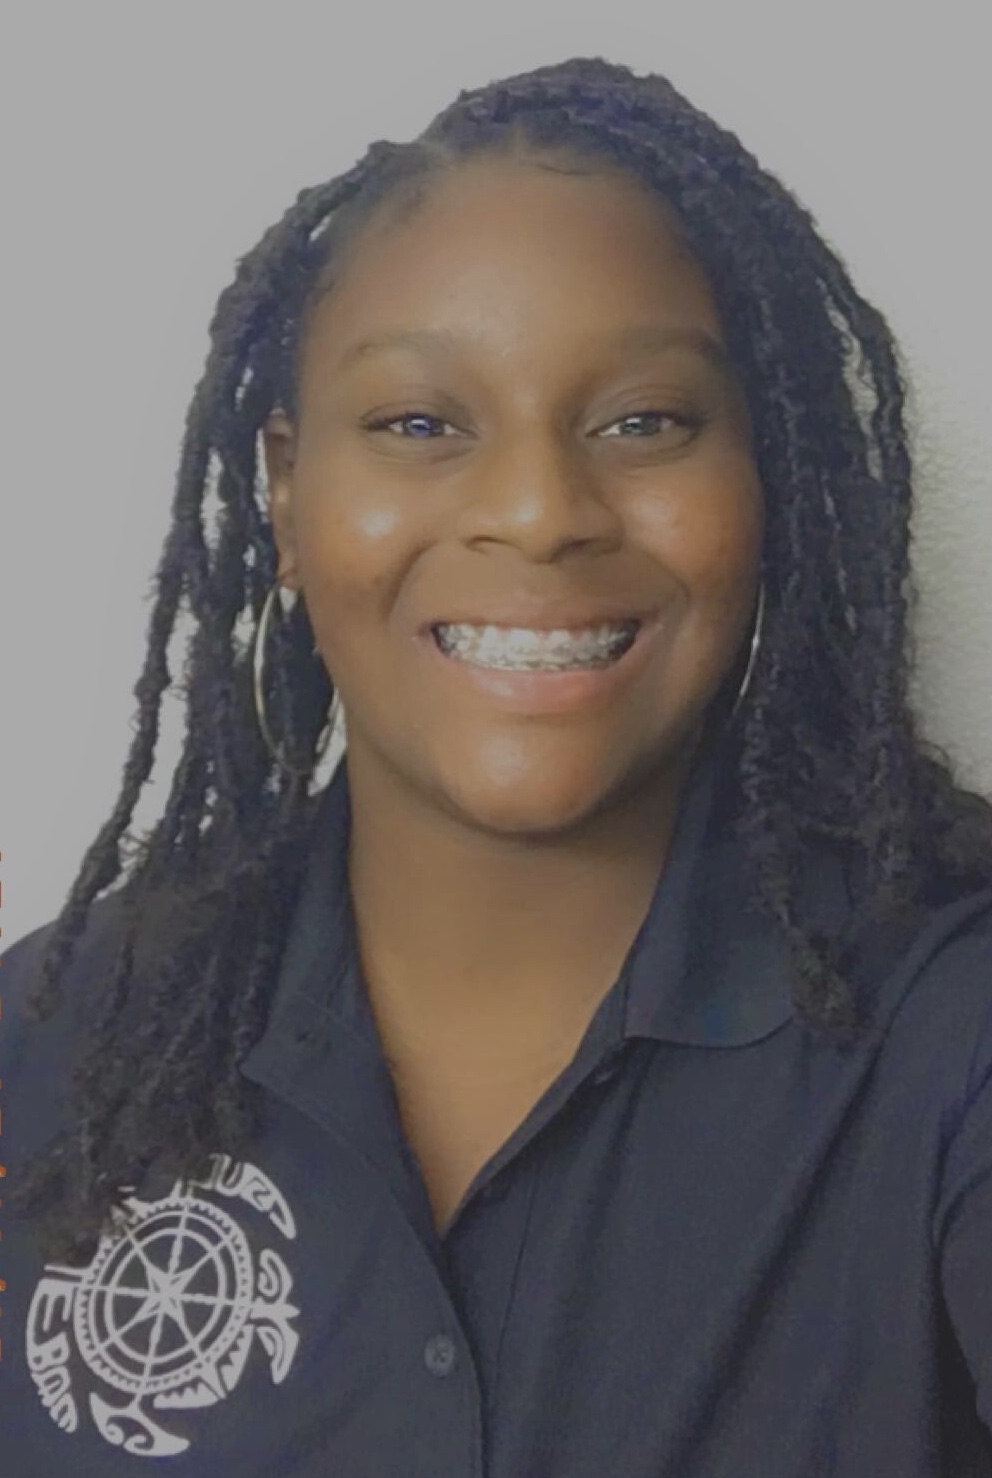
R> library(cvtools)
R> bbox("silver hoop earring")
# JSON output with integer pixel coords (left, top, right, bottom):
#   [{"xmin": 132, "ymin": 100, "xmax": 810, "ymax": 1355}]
[
  {"xmin": 728, "ymin": 579, "xmax": 765, "ymax": 724},
  {"xmin": 251, "ymin": 579, "xmax": 341, "ymax": 779}
]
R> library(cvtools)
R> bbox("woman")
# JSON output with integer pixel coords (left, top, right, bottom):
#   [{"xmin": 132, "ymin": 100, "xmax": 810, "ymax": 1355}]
[{"xmin": 3, "ymin": 54, "xmax": 992, "ymax": 1476}]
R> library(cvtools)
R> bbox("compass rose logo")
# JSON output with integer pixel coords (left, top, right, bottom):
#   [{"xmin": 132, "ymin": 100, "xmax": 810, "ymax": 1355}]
[{"xmin": 26, "ymin": 1155, "xmax": 300, "ymax": 1458}]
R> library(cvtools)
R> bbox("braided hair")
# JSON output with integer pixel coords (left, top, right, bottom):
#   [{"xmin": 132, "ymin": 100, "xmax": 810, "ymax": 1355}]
[{"xmin": 15, "ymin": 56, "xmax": 992, "ymax": 1263}]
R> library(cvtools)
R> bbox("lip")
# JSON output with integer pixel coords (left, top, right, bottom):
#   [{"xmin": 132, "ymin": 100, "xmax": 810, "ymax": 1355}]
[{"xmin": 414, "ymin": 613, "xmax": 666, "ymax": 716}]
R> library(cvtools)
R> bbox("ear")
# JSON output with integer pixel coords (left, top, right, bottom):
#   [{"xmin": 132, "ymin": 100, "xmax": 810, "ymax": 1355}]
[{"xmin": 262, "ymin": 411, "xmax": 303, "ymax": 593}]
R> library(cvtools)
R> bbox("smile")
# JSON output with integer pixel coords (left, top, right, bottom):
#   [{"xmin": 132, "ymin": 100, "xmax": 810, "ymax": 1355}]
[
  {"xmin": 417, "ymin": 615, "xmax": 663, "ymax": 716},
  {"xmin": 432, "ymin": 621, "xmax": 641, "ymax": 671}
]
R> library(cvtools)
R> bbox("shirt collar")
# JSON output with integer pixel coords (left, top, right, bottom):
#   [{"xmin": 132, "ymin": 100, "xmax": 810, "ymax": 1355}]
[
  {"xmin": 615, "ymin": 724, "xmax": 811, "ymax": 1046},
  {"xmin": 241, "ymin": 725, "xmax": 819, "ymax": 1098}
]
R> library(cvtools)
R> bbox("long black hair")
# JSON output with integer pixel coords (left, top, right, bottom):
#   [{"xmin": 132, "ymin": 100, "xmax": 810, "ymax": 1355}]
[{"xmin": 15, "ymin": 55, "xmax": 992, "ymax": 1263}]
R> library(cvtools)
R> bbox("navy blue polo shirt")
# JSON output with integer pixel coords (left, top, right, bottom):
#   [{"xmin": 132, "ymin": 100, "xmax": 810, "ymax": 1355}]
[{"xmin": 3, "ymin": 731, "xmax": 992, "ymax": 1475}]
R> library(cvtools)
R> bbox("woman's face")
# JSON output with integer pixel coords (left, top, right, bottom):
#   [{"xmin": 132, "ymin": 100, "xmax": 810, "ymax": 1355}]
[{"xmin": 264, "ymin": 156, "xmax": 765, "ymax": 836}]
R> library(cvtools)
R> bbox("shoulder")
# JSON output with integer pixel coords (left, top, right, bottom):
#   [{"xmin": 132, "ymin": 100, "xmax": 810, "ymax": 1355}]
[
  {"xmin": 855, "ymin": 881, "xmax": 992, "ymax": 1137},
  {"xmin": 783, "ymin": 816, "xmax": 992, "ymax": 1082},
  {"xmin": 878, "ymin": 876, "xmax": 992, "ymax": 1009},
  {"xmin": 1, "ymin": 893, "xmax": 151, "ymax": 1183},
  {"xmin": 788, "ymin": 813, "xmax": 992, "ymax": 1021},
  {"xmin": 0, "ymin": 894, "xmax": 131, "ymax": 1140}
]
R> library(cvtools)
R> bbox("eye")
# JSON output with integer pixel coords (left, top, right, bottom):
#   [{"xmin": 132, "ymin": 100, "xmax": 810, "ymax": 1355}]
[
  {"xmin": 598, "ymin": 409, "xmax": 702, "ymax": 438},
  {"xmin": 364, "ymin": 412, "xmax": 456, "ymax": 439}
]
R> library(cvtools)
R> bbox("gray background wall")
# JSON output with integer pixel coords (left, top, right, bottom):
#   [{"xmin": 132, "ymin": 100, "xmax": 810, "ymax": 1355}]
[{"xmin": 2, "ymin": 0, "xmax": 990, "ymax": 948}]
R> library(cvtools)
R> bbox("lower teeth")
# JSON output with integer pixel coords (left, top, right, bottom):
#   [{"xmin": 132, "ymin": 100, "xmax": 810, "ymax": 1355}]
[
  {"xmin": 459, "ymin": 656, "xmax": 616, "ymax": 671},
  {"xmin": 441, "ymin": 644, "xmax": 628, "ymax": 671}
]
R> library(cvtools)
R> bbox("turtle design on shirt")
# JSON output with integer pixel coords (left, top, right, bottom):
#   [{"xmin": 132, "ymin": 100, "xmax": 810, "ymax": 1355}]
[{"xmin": 25, "ymin": 1153, "xmax": 300, "ymax": 1458}]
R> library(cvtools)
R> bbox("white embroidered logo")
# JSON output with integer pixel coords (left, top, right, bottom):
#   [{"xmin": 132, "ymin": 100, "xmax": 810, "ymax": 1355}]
[{"xmin": 26, "ymin": 1154, "xmax": 300, "ymax": 1458}]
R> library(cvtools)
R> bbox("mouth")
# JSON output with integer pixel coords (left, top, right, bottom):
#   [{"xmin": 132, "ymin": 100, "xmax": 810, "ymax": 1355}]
[
  {"xmin": 429, "ymin": 618, "xmax": 642, "ymax": 670},
  {"xmin": 416, "ymin": 613, "xmax": 663, "ymax": 716}
]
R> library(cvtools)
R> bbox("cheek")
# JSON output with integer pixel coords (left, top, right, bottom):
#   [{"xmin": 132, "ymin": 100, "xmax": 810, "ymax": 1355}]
[
  {"xmin": 630, "ymin": 453, "xmax": 765, "ymax": 598},
  {"xmin": 292, "ymin": 467, "xmax": 433, "ymax": 607}
]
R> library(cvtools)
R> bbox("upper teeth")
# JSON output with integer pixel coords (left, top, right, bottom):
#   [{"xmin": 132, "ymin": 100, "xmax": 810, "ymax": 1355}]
[{"xmin": 435, "ymin": 622, "xmax": 638, "ymax": 668}]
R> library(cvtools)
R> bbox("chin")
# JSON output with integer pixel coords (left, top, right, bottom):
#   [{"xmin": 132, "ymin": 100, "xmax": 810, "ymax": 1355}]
[{"xmin": 426, "ymin": 738, "xmax": 659, "ymax": 840}]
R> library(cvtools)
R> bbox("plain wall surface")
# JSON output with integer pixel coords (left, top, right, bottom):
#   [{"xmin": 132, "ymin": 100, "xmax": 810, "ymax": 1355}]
[{"xmin": 2, "ymin": 0, "xmax": 990, "ymax": 947}]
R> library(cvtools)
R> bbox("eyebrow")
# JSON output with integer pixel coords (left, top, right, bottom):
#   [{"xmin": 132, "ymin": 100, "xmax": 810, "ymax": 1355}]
[{"xmin": 335, "ymin": 324, "xmax": 734, "ymax": 379}]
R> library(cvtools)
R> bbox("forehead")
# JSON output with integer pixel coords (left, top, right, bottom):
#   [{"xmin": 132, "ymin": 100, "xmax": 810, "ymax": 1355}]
[
  {"xmin": 303, "ymin": 158, "xmax": 724, "ymax": 374},
  {"xmin": 351, "ymin": 154, "xmax": 697, "ymax": 261}
]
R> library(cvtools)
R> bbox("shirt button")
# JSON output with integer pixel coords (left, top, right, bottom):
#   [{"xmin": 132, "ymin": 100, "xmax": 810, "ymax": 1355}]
[{"xmin": 424, "ymin": 1333, "xmax": 457, "ymax": 1378}]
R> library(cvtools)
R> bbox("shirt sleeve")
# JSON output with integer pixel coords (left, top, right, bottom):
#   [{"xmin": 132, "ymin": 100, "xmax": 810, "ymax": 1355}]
[{"xmin": 934, "ymin": 981, "xmax": 992, "ymax": 1434}]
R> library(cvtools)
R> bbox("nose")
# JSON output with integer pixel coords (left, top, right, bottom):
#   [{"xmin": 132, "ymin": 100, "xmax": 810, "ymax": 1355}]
[{"xmin": 452, "ymin": 430, "xmax": 624, "ymax": 563}]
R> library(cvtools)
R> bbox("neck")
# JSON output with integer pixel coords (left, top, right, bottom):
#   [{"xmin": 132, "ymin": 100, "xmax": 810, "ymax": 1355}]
[{"xmin": 344, "ymin": 731, "xmax": 709, "ymax": 1067}]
